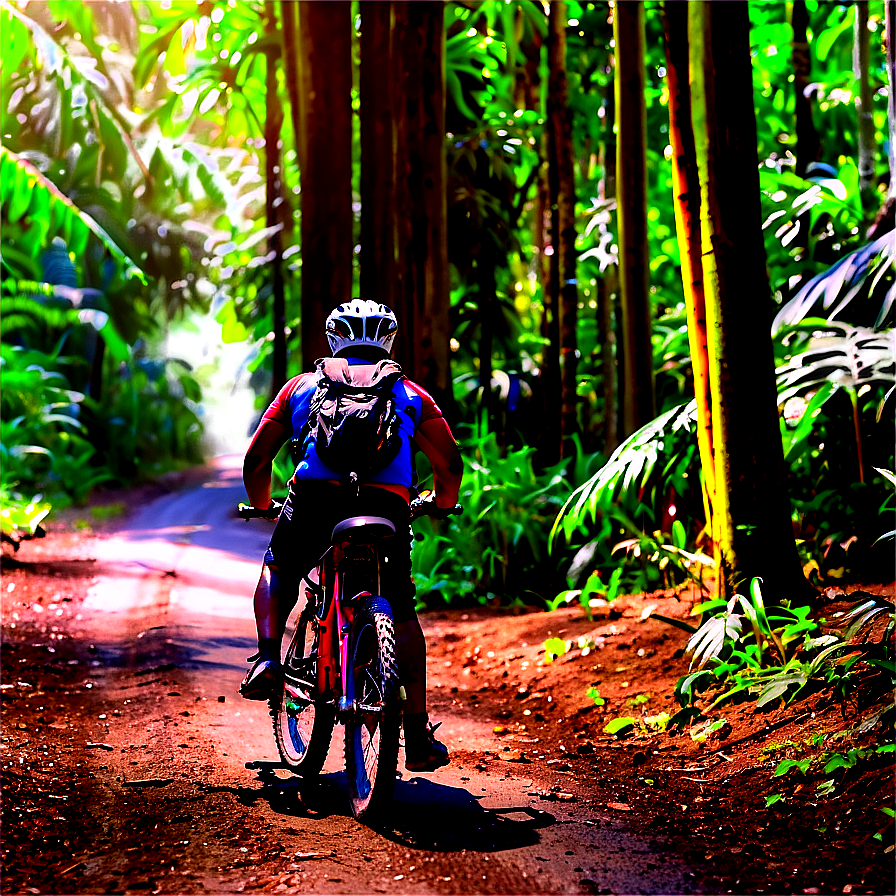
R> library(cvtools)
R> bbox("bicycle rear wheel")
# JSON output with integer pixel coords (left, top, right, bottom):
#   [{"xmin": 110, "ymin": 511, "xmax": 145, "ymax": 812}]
[
  {"xmin": 344, "ymin": 596, "xmax": 400, "ymax": 820},
  {"xmin": 271, "ymin": 602, "xmax": 334, "ymax": 776}
]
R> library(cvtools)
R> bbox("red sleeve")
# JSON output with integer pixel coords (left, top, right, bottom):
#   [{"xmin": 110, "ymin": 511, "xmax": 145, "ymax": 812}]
[
  {"xmin": 404, "ymin": 380, "xmax": 464, "ymax": 508},
  {"xmin": 403, "ymin": 380, "xmax": 446, "ymax": 425},
  {"xmin": 261, "ymin": 374, "xmax": 309, "ymax": 429}
]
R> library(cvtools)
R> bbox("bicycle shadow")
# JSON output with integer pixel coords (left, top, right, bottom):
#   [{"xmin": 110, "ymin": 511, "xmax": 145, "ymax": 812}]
[{"xmin": 238, "ymin": 765, "xmax": 554, "ymax": 853}]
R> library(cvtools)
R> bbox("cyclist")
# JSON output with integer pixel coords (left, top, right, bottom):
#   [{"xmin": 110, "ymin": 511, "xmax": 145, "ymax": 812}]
[{"xmin": 240, "ymin": 299, "xmax": 463, "ymax": 773}]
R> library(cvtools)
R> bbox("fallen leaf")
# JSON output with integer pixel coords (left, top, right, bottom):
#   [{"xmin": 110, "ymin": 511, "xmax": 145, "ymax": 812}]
[{"xmin": 607, "ymin": 802, "xmax": 632, "ymax": 811}]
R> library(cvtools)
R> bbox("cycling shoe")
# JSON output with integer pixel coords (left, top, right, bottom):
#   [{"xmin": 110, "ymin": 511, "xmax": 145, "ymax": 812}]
[
  {"xmin": 239, "ymin": 658, "xmax": 283, "ymax": 701},
  {"xmin": 404, "ymin": 719, "xmax": 450, "ymax": 772}
]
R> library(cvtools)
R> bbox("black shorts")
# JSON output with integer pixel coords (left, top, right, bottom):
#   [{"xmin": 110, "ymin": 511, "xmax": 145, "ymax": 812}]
[{"xmin": 266, "ymin": 481, "xmax": 416, "ymax": 622}]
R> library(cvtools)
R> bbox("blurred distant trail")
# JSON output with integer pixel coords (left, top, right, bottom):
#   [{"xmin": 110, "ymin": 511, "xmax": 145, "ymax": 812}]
[{"xmin": 2, "ymin": 458, "xmax": 702, "ymax": 895}]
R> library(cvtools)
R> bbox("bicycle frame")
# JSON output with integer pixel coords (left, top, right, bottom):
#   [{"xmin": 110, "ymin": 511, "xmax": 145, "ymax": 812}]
[{"xmin": 303, "ymin": 539, "xmax": 382, "ymax": 718}]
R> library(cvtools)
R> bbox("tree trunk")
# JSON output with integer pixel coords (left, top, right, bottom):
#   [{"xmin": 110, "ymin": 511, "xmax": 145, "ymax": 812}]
[
  {"xmin": 391, "ymin": 2, "xmax": 420, "ymax": 381},
  {"xmin": 417, "ymin": 2, "xmax": 451, "ymax": 406},
  {"xmin": 388, "ymin": 3, "xmax": 451, "ymax": 407},
  {"xmin": 280, "ymin": 1, "xmax": 302, "ymax": 173},
  {"xmin": 264, "ymin": 2, "xmax": 286, "ymax": 398},
  {"xmin": 614, "ymin": 1, "xmax": 655, "ymax": 439},
  {"xmin": 791, "ymin": 0, "xmax": 820, "ymax": 179},
  {"xmin": 663, "ymin": 0, "xmax": 715, "ymax": 535},
  {"xmin": 296, "ymin": 1, "xmax": 353, "ymax": 369},
  {"xmin": 688, "ymin": 1, "xmax": 808, "ymax": 601},
  {"xmin": 868, "ymin": 0, "xmax": 896, "ymax": 240},
  {"xmin": 854, "ymin": 0, "xmax": 877, "ymax": 221},
  {"xmin": 887, "ymin": 1, "xmax": 896, "ymax": 203},
  {"xmin": 598, "ymin": 45, "xmax": 618, "ymax": 455},
  {"xmin": 360, "ymin": 1, "xmax": 396, "ymax": 306},
  {"xmin": 547, "ymin": 0, "xmax": 578, "ymax": 459}
]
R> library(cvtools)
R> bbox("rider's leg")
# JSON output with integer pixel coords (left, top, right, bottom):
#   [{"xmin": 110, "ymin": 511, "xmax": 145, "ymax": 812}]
[
  {"xmin": 388, "ymin": 551, "xmax": 449, "ymax": 771},
  {"xmin": 395, "ymin": 618, "xmax": 426, "ymax": 715},
  {"xmin": 252, "ymin": 557, "xmax": 294, "ymax": 658}
]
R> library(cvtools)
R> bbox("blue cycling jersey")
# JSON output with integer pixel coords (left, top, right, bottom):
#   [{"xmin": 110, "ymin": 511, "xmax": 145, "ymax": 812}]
[{"xmin": 267, "ymin": 356, "xmax": 434, "ymax": 490}]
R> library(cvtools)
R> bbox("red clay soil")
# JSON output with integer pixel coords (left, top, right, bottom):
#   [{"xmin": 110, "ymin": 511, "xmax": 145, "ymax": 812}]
[{"xmin": 1, "ymin": 502, "xmax": 893, "ymax": 895}]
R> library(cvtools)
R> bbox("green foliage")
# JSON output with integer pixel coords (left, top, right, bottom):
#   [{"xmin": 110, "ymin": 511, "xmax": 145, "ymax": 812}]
[
  {"xmin": 0, "ymin": 147, "xmax": 145, "ymax": 287},
  {"xmin": 672, "ymin": 579, "xmax": 895, "ymax": 719},
  {"xmin": 543, "ymin": 637, "xmax": 568, "ymax": 663},
  {"xmin": 772, "ymin": 231, "xmax": 895, "ymax": 333},
  {"xmin": 411, "ymin": 422, "xmax": 600, "ymax": 607},
  {"xmin": 0, "ymin": 489, "xmax": 51, "ymax": 550},
  {"xmin": 603, "ymin": 717, "xmax": 637, "ymax": 736}
]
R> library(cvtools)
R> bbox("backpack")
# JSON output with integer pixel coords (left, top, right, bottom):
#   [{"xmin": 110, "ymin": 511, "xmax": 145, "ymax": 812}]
[{"xmin": 304, "ymin": 357, "xmax": 405, "ymax": 477}]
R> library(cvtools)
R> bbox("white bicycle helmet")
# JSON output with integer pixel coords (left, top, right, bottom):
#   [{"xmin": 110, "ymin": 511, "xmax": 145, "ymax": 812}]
[{"xmin": 325, "ymin": 299, "xmax": 398, "ymax": 356}]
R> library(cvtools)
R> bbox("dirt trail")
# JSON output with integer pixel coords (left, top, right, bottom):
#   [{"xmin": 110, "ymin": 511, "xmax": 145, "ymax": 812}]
[
  {"xmin": 2, "ymin": 458, "xmax": 892, "ymax": 895},
  {"xmin": 1, "ymin": 458, "xmax": 700, "ymax": 896}
]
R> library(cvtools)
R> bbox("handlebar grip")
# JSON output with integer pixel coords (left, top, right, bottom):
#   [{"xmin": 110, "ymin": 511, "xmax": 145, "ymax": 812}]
[
  {"xmin": 409, "ymin": 500, "xmax": 463, "ymax": 521},
  {"xmin": 237, "ymin": 501, "xmax": 282, "ymax": 521}
]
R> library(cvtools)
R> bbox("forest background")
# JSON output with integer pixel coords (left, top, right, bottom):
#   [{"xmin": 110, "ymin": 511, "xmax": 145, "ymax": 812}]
[{"xmin": 2, "ymin": 0, "xmax": 893, "ymax": 624}]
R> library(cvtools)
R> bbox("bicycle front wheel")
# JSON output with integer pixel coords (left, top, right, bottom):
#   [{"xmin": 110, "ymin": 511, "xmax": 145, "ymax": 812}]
[
  {"xmin": 272, "ymin": 603, "xmax": 334, "ymax": 777},
  {"xmin": 344, "ymin": 596, "xmax": 400, "ymax": 820}
]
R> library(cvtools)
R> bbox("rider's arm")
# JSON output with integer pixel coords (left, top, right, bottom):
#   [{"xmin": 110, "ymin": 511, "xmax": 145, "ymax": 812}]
[
  {"xmin": 243, "ymin": 376, "xmax": 307, "ymax": 510},
  {"xmin": 243, "ymin": 416, "xmax": 290, "ymax": 510},
  {"xmin": 415, "ymin": 416, "xmax": 463, "ymax": 509}
]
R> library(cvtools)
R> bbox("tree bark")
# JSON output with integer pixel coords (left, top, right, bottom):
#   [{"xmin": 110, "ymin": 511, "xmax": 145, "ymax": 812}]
[
  {"xmin": 688, "ymin": 1, "xmax": 808, "ymax": 601},
  {"xmin": 417, "ymin": 2, "xmax": 451, "ymax": 405},
  {"xmin": 598, "ymin": 43, "xmax": 618, "ymax": 455},
  {"xmin": 296, "ymin": 1, "xmax": 353, "ymax": 369},
  {"xmin": 388, "ymin": 2, "xmax": 451, "ymax": 407},
  {"xmin": 868, "ymin": 0, "xmax": 896, "ymax": 240},
  {"xmin": 360, "ymin": 1, "xmax": 396, "ymax": 306},
  {"xmin": 854, "ymin": 1, "xmax": 877, "ymax": 220},
  {"xmin": 391, "ymin": 2, "xmax": 420, "ymax": 381},
  {"xmin": 663, "ymin": 0, "xmax": 715, "ymax": 534},
  {"xmin": 614, "ymin": 1, "xmax": 655, "ymax": 439},
  {"xmin": 547, "ymin": 0, "xmax": 579, "ymax": 459},
  {"xmin": 791, "ymin": 0, "xmax": 820, "ymax": 179},
  {"xmin": 264, "ymin": 1, "xmax": 286, "ymax": 397}
]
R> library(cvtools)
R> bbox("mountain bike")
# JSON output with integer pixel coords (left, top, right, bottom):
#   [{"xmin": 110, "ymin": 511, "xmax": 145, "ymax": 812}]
[{"xmin": 238, "ymin": 493, "xmax": 460, "ymax": 820}]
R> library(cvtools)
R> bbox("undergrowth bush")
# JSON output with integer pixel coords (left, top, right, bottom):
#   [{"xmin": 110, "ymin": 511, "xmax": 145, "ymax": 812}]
[{"xmin": 411, "ymin": 421, "xmax": 603, "ymax": 609}]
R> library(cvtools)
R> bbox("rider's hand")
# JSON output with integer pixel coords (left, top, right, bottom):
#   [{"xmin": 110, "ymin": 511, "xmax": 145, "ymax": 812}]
[
  {"xmin": 261, "ymin": 500, "xmax": 283, "ymax": 521},
  {"xmin": 412, "ymin": 490, "xmax": 457, "ymax": 519}
]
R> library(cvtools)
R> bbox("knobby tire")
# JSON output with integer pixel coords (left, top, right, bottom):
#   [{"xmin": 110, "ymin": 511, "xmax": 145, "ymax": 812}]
[
  {"xmin": 271, "ymin": 602, "xmax": 334, "ymax": 777},
  {"xmin": 344, "ymin": 596, "xmax": 400, "ymax": 820}
]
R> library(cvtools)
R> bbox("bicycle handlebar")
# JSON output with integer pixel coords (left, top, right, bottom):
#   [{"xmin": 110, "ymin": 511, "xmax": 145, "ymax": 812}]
[
  {"xmin": 237, "ymin": 496, "xmax": 461, "ymax": 522},
  {"xmin": 408, "ymin": 497, "xmax": 462, "ymax": 522},
  {"xmin": 237, "ymin": 501, "xmax": 283, "ymax": 521}
]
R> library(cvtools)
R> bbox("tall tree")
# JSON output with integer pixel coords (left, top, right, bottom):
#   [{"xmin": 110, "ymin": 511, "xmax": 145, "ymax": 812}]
[
  {"xmin": 546, "ymin": 0, "xmax": 579, "ymax": 458},
  {"xmin": 597, "ymin": 40, "xmax": 618, "ymax": 455},
  {"xmin": 295, "ymin": 1, "xmax": 353, "ymax": 369},
  {"xmin": 791, "ymin": 0, "xmax": 821, "ymax": 179},
  {"xmin": 614, "ymin": 1, "xmax": 655, "ymax": 439},
  {"xmin": 360, "ymin": 1, "xmax": 396, "ymax": 307},
  {"xmin": 868, "ymin": 0, "xmax": 896, "ymax": 239},
  {"xmin": 416, "ymin": 1, "xmax": 451, "ymax": 404},
  {"xmin": 853, "ymin": 0, "xmax": 877, "ymax": 221},
  {"xmin": 264, "ymin": 1, "xmax": 286, "ymax": 397},
  {"xmin": 385, "ymin": 2, "xmax": 452, "ymax": 405},
  {"xmin": 663, "ymin": 1, "xmax": 715, "ymax": 538},
  {"xmin": 687, "ymin": 0, "xmax": 808, "ymax": 599}
]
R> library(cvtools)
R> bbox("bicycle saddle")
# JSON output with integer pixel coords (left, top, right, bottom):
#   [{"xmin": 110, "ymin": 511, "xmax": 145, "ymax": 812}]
[{"xmin": 331, "ymin": 516, "xmax": 396, "ymax": 544}]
